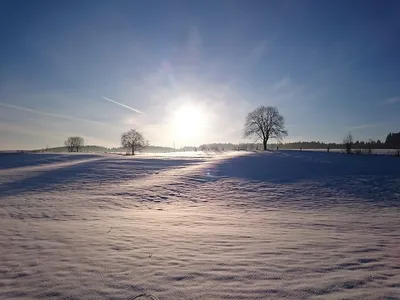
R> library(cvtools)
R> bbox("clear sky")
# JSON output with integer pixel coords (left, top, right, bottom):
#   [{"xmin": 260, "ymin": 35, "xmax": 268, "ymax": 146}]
[{"xmin": 1, "ymin": 0, "xmax": 400, "ymax": 149}]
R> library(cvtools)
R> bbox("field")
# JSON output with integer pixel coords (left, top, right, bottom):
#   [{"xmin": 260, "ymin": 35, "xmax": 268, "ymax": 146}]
[{"xmin": 1, "ymin": 151, "xmax": 399, "ymax": 300}]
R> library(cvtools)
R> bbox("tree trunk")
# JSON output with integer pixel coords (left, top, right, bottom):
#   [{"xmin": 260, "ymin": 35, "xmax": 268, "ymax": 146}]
[
  {"xmin": 131, "ymin": 147, "xmax": 135, "ymax": 155},
  {"xmin": 263, "ymin": 140, "xmax": 267, "ymax": 151}
]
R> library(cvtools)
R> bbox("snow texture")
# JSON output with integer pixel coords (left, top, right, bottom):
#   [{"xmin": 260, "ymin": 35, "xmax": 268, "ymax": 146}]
[{"xmin": 1, "ymin": 151, "xmax": 399, "ymax": 300}]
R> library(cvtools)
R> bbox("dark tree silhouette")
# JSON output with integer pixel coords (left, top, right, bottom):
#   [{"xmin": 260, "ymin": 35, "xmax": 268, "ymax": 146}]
[
  {"xmin": 343, "ymin": 132, "xmax": 354, "ymax": 154},
  {"xmin": 385, "ymin": 132, "xmax": 400, "ymax": 149},
  {"xmin": 244, "ymin": 106, "xmax": 287, "ymax": 150},
  {"xmin": 121, "ymin": 129, "xmax": 148, "ymax": 155},
  {"xmin": 366, "ymin": 139, "xmax": 374, "ymax": 155},
  {"xmin": 64, "ymin": 137, "xmax": 74, "ymax": 152},
  {"xmin": 73, "ymin": 137, "xmax": 84, "ymax": 152},
  {"xmin": 64, "ymin": 136, "xmax": 84, "ymax": 152}
]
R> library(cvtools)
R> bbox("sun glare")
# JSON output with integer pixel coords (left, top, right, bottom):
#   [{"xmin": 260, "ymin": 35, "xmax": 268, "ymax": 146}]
[{"xmin": 172, "ymin": 104, "xmax": 206, "ymax": 143}]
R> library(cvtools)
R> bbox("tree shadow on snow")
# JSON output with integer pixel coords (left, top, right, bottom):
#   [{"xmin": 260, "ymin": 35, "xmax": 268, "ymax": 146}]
[
  {"xmin": 0, "ymin": 157, "xmax": 203, "ymax": 197},
  {"xmin": 212, "ymin": 151, "xmax": 400, "ymax": 205},
  {"xmin": 215, "ymin": 151, "xmax": 400, "ymax": 181},
  {"xmin": 0, "ymin": 153, "xmax": 100, "ymax": 170}
]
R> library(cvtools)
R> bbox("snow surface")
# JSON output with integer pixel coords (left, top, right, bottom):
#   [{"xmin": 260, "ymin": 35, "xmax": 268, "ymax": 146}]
[
  {"xmin": 284, "ymin": 148, "xmax": 400, "ymax": 156},
  {"xmin": 1, "ymin": 151, "xmax": 399, "ymax": 300}
]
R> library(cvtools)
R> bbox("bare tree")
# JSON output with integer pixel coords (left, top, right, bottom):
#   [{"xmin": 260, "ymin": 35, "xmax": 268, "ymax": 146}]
[
  {"xmin": 244, "ymin": 106, "xmax": 288, "ymax": 150},
  {"xmin": 343, "ymin": 132, "xmax": 353, "ymax": 154},
  {"xmin": 64, "ymin": 137, "xmax": 74, "ymax": 152},
  {"xmin": 73, "ymin": 137, "xmax": 84, "ymax": 152},
  {"xmin": 121, "ymin": 129, "xmax": 149, "ymax": 155},
  {"xmin": 64, "ymin": 137, "xmax": 85, "ymax": 152}
]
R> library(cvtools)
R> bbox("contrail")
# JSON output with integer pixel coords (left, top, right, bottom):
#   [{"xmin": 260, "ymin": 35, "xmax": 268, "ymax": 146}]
[
  {"xmin": 102, "ymin": 96, "xmax": 144, "ymax": 114},
  {"xmin": 0, "ymin": 102, "xmax": 101, "ymax": 125}
]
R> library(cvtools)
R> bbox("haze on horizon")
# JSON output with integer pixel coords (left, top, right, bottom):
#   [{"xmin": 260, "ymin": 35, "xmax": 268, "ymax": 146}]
[{"xmin": 1, "ymin": 0, "xmax": 400, "ymax": 150}]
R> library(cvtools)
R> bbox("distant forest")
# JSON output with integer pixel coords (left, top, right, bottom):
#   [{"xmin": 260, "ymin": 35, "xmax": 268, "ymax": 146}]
[
  {"xmin": 280, "ymin": 132, "xmax": 400, "ymax": 150},
  {"xmin": 199, "ymin": 132, "xmax": 400, "ymax": 151},
  {"xmin": 30, "ymin": 132, "xmax": 400, "ymax": 153}
]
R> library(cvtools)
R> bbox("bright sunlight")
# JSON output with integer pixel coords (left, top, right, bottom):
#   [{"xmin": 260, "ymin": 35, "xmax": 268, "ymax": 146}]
[{"xmin": 172, "ymin": 104, "xmax": 207, "ymax": 144}]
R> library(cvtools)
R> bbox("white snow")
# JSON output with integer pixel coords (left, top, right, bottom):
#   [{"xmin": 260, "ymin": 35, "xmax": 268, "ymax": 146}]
[{"xmin": 0, "ymin": 151, "xmax": 399, "ymax": 300}]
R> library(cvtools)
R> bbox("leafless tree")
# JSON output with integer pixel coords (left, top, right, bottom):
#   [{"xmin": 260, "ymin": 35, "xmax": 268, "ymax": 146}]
[
  {"xmin": 64, "ymin": 137, "xmax": 74, "ymax": 152},
  {"xmin": 244, "ymin": 106, "xmax": 287, "ymax": 150},
  {"xmin": 343, "ymin": 132, "xmax": 353, "ymax": 154},
  {"xmin": 74, "ymin": 137, "xmax": 84, "ymax": 152},
  {"xmin": 121, "ymin": 129, "xmax": 149, "ymax": 155},
  {"xmin": 64, "ymin": 136, "xmax": 84, "ymax": 152}
]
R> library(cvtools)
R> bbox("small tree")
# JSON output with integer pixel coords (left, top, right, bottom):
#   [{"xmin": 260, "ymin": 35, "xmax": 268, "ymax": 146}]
[
  {"xmin": 64, "ymin": 136, "xmax": 84, "ymax": 152},
  {"xmin": 343, "ymin": 132, "xmax": 353, "ymax": 154},
  {"xmin": 244, "ymin": 106, "xmax": 287, "ymax": 150},
  {"xmin": 121, "ymin": 129, "xmax": 148, "ymax": 155}
]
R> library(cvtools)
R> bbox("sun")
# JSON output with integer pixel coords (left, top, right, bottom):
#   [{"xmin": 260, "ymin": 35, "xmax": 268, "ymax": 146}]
[{"xmin": 172, "ymin": 104, "xmax": 206, "ymax": 143}]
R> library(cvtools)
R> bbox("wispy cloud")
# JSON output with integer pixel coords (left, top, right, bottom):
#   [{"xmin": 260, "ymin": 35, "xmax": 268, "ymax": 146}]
[
  {"xmin": 102, "ymin": 96, "xmax": 144, "ymax": 114},
  {"xmin": 349, "ymin": 123, "xmax": 379, "ymax": 130},
  {"xmin": 383, "ymin": 96, "xmax": 400, "ymax": 104},
  {"xmin": 274, "ymin": 76, "xmax": 291, "ymax": 90},
  {"xmin": 0, "ymin": 102, "xmax": 101, "ymax": 124}
]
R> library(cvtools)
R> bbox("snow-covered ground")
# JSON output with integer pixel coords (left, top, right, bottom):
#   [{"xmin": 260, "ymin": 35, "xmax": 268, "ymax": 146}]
[
  {"xmin": 0, "ymin": 151, "xmax": 399, "ymax": 300},
  {"xmin": 284, "ymin": 148, "xmax": 400, "ymax": 156}
]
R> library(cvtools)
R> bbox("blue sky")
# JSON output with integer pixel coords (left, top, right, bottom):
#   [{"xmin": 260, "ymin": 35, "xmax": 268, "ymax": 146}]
[{"xmin": 1, "ymin": 0, "xmax": 400, "ymax": 149}]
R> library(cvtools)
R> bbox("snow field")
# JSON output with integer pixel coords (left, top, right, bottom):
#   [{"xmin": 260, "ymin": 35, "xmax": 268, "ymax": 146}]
[{"xmin": 0, "ymin": 151, "xmax": 399, "ymax": 299}]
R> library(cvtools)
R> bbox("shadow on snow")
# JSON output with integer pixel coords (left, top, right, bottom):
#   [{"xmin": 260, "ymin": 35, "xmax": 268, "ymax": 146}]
[
  {"xmin": 0, "ymin": 153, "xmax": 100, "ymax": 170},
  {"xmin": 0, "ymin": 156, "xmax": 203, "ymax": 197},
  {"xmin": 210, "ymin": 151, "xmax": 400, "ymax": 206},
  {"xmin": 213, "ymin": 151, "xmax": 400, "ymax": 181}
]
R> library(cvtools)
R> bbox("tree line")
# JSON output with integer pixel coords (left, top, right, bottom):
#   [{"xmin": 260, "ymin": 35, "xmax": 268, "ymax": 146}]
[
  {"xmin": 199, "ymin": 132, "xmax": 400, "ymax": 152},
  {"xmin": 61, "ymin": 105, "xmax": 398, "ymax": 155},
  {"xmin": 275, "ymin": 132, "xmax": 400, "ymax": 150},
  {"xmin": 61, "ymin": 105, "xmax": 286, "ymax": 155}
]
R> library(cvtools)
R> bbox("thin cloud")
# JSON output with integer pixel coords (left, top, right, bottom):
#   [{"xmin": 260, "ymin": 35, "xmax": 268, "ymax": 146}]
[
  {"xmin": 383, "ymin": 96, "xmax": 400, "ymax": 104},
  {"xmin": 349, "ymin": 124, "xmax": 378, "ymax": 130},
  {"xmin": 102, "ymin": 96, "xmax": 144, "ymax": 114},
  {"xmin": 0, "ymin": 102, "xmax": 101, "ymax": 124},
  {"xmin": 274, "ymin": 76, "xmax": 291, "ymax": 90}
]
